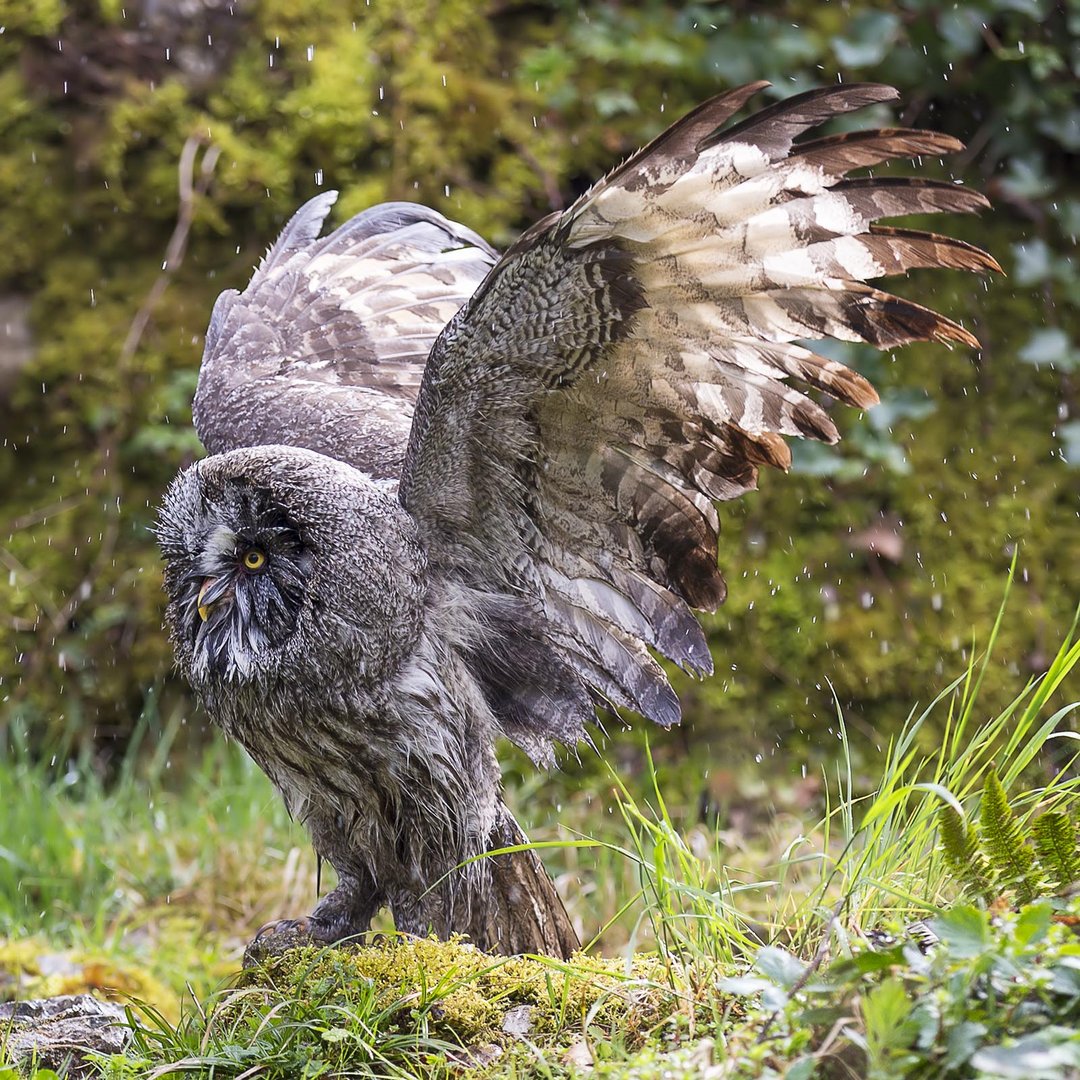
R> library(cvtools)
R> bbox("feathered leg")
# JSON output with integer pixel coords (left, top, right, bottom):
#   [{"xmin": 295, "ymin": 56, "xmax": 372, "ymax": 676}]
[
  {"xmin": 477, "ymin": 801, "xmax": 580, "ymax": 958},
  {"xmin": 390, "ymin": 801, "xmax": 580, "ymax": 959},
  {"xmin": 243, "ymin": 866, "xmax": 385, "ymax": 967}
]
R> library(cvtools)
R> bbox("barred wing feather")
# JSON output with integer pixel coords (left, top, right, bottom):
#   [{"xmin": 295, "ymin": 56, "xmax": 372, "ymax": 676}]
[
  {"xmin": 398, "ymin": 82, "xmax": 999, "ymax": 760},
  {"xmin": 194, "ymin": 193, "xmax": 497, "ymax": 478}
]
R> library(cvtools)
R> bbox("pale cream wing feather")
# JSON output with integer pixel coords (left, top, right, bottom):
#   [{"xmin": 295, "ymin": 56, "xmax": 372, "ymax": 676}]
[{"xmin": 195, "ymin": 194, "xmax": 497, "ymax": 478}]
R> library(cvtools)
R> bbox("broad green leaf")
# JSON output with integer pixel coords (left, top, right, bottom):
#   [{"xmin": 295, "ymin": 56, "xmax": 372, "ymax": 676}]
[
  {"xmin": 755, "ymin": 946, "xmax": 808, "ymax": 990},
  {"xmin": 832, "ymin": 11, "xmax": 901, "ymax": 66},
  {"xmin": 862, "ymin": 977, "xmax": 913, "ymax": 1044},
  {"xmin": 785, "ymin": 1058, "xmax": 818, "ymax": 1080},
  {"xmin": 1014, "ymin": 903, "xmax": 1053, "ymax": 946},
  {"xmin": 945, "ymin": 1020, "xmax": 988, "ymax": 1070},
  {"xmin": 1058, "ymin": 421, "xmax": 1080, "ymax": 467},
  {"xmin": 1019, "ymin": 328, "xmax": 1078, "ymax": 371},
  {"xmin": 932, "ymin": 906, "xmax": 991, "ymax": 958},
  {"xmin": 971, "ymin": 1028, "xmax": 1080, "ymax": 1076}
]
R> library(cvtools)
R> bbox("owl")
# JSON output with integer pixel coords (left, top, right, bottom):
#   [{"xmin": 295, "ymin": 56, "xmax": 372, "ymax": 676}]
[{"xmin": 158, "ymin": 83, "xmax": 996, "ymax": 959}]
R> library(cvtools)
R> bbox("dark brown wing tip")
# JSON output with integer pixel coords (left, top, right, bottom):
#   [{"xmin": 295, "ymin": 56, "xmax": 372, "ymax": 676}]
[
  {"xmin": 679, "ymin": 553, "xmax": 727, "ymax": 611},
  {"xmin": 909, "ymin": 131, "xmax": 966, "ymax": 155},
  {"xmin": 757, "ymin": 431, "xmax": 793, "ymax": 471},
  {"xmin": 841, "ymin": 81, "xmax": 901, "ymax": 102},
  {"xmin": 957, "ymin": 188, "xmax": 992, "ymax": 213},
  {"xmin": 867, "ymin": 225, "xmax": 1005, "ymax": 276},
  {"xmin": 731, "ymin": 428, "xmax": 793, "ymax": 471},
  {"xmin": 856, "ymin": 381, "xmax": 882, "ymax": 409},
  {"xmin": 842, "ymin": 287, "xmax": 984, "ymax": 352},
  {"xmin": 700, "ymin": 82, "xmax": 902, "ymax": 155},
  {"xmin": 830, "ymin": 370, "xmax": 881, "ymax": 410},
  {"xmin": 690, "ymin": 81, "xmax": 772, "ymax": 152},
  {"xmin": 782, "ymin": 81, "xmax": 900, "ymax": 106},
  {"xmin": 720, "ymin": 79, "xmax": 772, "ymax": 100},
  {"xmin": 937, "ymin": 321, "xmax": 982, "ymax": 349},
  {"xmin": 795, "ymin": 127, "xmax": 966, "ymax": 156}
]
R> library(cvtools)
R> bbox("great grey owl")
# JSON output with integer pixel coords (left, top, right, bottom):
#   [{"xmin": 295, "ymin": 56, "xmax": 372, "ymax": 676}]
[{"xmin": 157, "ymin": 83, "xmax": 996, "ymax": 959}]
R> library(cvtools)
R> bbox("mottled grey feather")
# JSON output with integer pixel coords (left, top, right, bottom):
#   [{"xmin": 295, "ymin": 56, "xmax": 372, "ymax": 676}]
[
  {"xmin": 400, "ymin": 81, "xmax": 997, "ymax": 754},
  {"xmin": 194, "ymin": 195, "xmax": 497, "ymax": 478},
  {"xmin": 158, "ymin": 446, "xmax": 578, "ymax": 956}
]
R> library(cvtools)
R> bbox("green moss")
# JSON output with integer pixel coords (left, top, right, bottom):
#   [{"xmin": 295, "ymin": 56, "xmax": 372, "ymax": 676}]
[
  {"xmin": 233, "ymin": 937, "xmax": 672, "ymax": 1053},
  {"xmin": 0, "ymin": 0, "xmax": 65, "ymax": 37}
]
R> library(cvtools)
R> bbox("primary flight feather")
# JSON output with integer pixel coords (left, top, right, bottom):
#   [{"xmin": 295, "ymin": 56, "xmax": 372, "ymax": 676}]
[{"xmin": 159, "ymin": 83, "xmax": 997, "ymax": 958}]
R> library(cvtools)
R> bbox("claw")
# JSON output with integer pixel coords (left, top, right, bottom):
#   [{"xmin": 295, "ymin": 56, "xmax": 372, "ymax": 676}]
[
  {"xmin": 254, "ymin": 916, "xmax": 310, "ymax": 940},
  {"xmin": 243, "ymin": 917, "xmax": 316, "ymax": 968}
]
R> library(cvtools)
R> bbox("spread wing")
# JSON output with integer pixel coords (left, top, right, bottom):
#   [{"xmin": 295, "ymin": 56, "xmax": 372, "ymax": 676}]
[
  {"xmin": 193, "ymin": 192, "xmax": 497, "ymax": 479},
  {"xmin": 398, "ymin": 82, "xmax": 1000, "ymax": 762}
]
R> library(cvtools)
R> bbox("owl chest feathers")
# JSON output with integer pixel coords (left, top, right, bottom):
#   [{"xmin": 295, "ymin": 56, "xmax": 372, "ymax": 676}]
[
  {"xmin": 205, "ymin": 580, "xmax": 505, "ymax": 884},
  {"xmin": 160, "ymin": 449, "xmax": 514, "ymax": 884}
]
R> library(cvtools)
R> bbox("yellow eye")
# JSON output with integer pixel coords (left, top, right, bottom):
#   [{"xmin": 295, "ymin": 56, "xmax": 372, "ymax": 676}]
[{"xmin": 242, "ymin": 548, "xmax": 267, "ymax": 572}]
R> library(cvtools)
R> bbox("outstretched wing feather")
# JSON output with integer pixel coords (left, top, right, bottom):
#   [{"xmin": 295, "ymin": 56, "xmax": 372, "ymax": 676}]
[
  {"xmin": 194, "ymin": 196, "xmax": 497, "ymax": 478},
  {"xmin": 396, "ymin": 83, "xmax": 995, "ymax": 756}
]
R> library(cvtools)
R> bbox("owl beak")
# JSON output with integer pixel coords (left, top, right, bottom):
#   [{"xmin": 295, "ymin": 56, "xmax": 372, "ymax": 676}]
[{"xmin": 197, "ymin": 576, "xmax": 231, "ymax": 621}]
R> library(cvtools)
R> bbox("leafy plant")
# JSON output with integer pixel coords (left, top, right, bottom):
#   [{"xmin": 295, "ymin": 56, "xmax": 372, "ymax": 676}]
[
  {"xmin": 939, "ymin": 768, "xmax": 1080, "ymax": 905},
  {"xmin": 722, "ymin": 897, "xmax": 1080, "ymax": 1079}
]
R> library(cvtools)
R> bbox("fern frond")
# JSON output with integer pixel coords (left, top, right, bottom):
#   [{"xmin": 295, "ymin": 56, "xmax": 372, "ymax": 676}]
[
  {"xmin": 1033, "ymin": 811, "xmax": 1080, "ymax": 891},
  {"xmin": 980, "ymin": 768, "xmax": 1040, "ymax": 903},
  {"xmin": 938, "ymin": 803, "xmax": 994, "ymax": 902}
]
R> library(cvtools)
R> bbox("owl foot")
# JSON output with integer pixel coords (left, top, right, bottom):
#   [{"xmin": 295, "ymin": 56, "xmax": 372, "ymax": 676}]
[{"xmin": 242, "ymin": 917, "xmax": 327, "ymax": 968}]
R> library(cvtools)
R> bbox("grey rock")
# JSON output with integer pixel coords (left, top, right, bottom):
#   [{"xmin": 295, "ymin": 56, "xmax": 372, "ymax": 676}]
[
  {"xmin": 501, "ymin": 1003, "xmax": 534, "ymax": 1036},
  {"xmin": 446, "ymin": 1042, "xmax": 503, "ymax": 1069},
  {"xmin": 0, "ymin": 994, "xmax": 131, "ymax": 1078}
]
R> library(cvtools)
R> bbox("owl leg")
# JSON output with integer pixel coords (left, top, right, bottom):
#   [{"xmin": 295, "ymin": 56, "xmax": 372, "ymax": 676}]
[
  {"xmin": 242, "ymin": 868, "xmax": 385, "ymax": 967},
  {"xmin": 384, "ymin": 803, "xmax": 581, "ymax": 957},
  {"xmin": 308, "ymin": 870, "xmax": 386, "ymax": 942},
  {"xmin": 387, "ymin": 890, "xmax": 446, "ymax": 940}
]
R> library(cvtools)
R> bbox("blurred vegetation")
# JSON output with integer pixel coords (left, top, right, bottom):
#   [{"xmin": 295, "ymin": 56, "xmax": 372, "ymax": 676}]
[{"xmin": 0, "ymin": 0, "xmax": 1077, "ymax": 774}]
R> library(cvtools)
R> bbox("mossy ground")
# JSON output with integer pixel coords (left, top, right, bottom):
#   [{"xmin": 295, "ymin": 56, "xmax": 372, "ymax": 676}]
[{"xmin": 237, "ymin": 938, "xmax": 674, "ymax": 1054}]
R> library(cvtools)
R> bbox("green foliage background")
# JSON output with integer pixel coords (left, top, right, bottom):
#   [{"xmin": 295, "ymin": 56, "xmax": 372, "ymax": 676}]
[{"xmin": 0, "ymin": 0, "xmax": 1077, "ymax": 767}]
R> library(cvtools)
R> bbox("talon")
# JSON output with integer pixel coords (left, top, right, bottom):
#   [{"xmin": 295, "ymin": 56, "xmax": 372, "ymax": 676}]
[
  {"xmin": 243, "ymin": 917, "xmax": 316, "ymax": 968},
  {"xmin": 254, "ymin": 916, "xmax": 309, "ymax": 941}
]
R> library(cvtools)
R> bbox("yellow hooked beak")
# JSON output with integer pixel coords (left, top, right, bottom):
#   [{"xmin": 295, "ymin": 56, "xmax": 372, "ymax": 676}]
[
  {"xmin": 197, "ymin": 578, "xmax": 220, "ymax": 622},
  {"xmin": 197, "ymin": 575, "xmax": 234, "ymax": 622}
]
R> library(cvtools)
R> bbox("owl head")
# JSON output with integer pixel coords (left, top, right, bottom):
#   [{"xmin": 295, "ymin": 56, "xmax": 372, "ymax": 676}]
[{"xmin": 157, "ymin": 445, "xmax": 426, "ymax": 696}]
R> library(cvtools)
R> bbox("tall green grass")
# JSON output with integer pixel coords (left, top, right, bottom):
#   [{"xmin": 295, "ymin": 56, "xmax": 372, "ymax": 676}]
[
  {"xmin": 577, "ymin": 583, "xmax": 1080, "ymax": 969},
  {"xmin": 0, "ymin": 709, "xmax": 309, "ymax": 946},
  {"xmin": 786, "ymin": 585, "xmax": 1080, "ymax": 942}
]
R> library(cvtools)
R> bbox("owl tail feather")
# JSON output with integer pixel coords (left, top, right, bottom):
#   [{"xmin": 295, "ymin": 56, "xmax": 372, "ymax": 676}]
[{"xmin": 470, "ymin": 802, "xmax": 580, "ymax": 959}]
